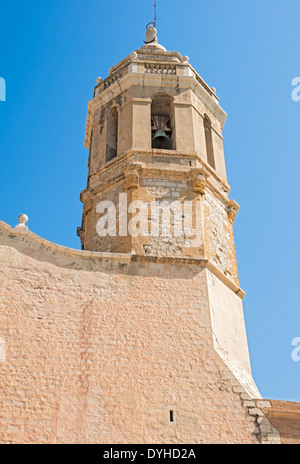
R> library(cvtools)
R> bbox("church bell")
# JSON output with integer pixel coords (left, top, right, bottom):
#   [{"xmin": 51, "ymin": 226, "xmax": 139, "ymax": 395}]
[{"xmin": 152, "ymin": 129, "xmax": 172, "ymax": 150}]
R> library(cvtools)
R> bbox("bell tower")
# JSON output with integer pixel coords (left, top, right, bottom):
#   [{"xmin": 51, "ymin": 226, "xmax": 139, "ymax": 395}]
[
  {"xmin": 0, "ymin": 22, "xmax": 289, "ymax": 445},
  {"xmin": 78, "ymin": 27, "xmax": 230, "ymax": 258},
  {"xmin": 78, "ymin": 26, "xmax": 261, "ymax": 399}
]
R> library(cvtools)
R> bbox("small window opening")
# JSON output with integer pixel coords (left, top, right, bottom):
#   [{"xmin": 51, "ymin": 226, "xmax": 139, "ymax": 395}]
[
  {"xmin": 204, "ymin": 114, "xmax": 215, "ymax": 170},
  {"xmin": 106, "ymin": 107, "xmax": 118, "ymax": 162},
  {"xmin": 169, "ymin": 410, "xmax": 174, "ymax": 422}
]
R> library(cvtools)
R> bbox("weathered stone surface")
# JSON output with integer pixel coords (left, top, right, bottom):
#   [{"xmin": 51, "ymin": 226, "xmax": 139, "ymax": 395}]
[
  {"xmin": 0, "ymin": 226, "xmax": 260, "ymax": 444},
  {"xmin": 255, "ymin": 400, "xmax": 300, "ymax": 445}
]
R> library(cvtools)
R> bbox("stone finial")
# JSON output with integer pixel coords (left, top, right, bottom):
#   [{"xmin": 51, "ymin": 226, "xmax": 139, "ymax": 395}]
[
  {"xmin": 96, "ymin": 77, "xmax": 102, "ymax": 85},
  {"xmin": 130, "ymin": 52, "xmax": 138, "ymax": 60},
  {"xmin": 15, "ymin": 214, "xmax": 28, "ymax": 230},
  {"xmin": 142, "ymin": 23, "xmax": 166, "ymax": 50},
  {"xmin": 145, "ymin": 24, "xmax": 158, "ymax": 45}
]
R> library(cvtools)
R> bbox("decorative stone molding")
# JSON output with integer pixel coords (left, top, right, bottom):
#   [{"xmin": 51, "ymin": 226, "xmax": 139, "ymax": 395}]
[
  {"xmin": 80, "ymin": 192, "xmax": 93, "ymax": 213},
  {"xmin": 123, "ymin": 163, "xmax": 143, "ymax": 191},
  {"xmin": 226, "ymin": 200, "xmax": 240, "ymax": 224},
  {"xmin": 190, "ymin": 168, "xmax": 209, "ymax": 195},
  {"xmin": 77, "ymin": 226, "xmax": 84, "ymax": 242},
  {"xmin": 145, "ymin": 63, "xmax": 176, "ymax": 75},
  {"xmin": 102, "ymin": 71, "xmax": 123, "ymax": 90}
]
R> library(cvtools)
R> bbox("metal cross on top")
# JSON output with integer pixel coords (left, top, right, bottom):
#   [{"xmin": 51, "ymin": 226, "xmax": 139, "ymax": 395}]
[
  {"xmin": 154, "ymin": 0, "xmax": 157, "ymax": 29},
  {"xmin": 145, "ymin": 1, "xmax": 158, "ymax": 44}
]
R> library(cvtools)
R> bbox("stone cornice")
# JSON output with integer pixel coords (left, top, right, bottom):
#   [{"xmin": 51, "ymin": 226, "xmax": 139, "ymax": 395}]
[
  {"xmin": 82, "ymin": 166, "xmax": 230, "ymax": 206},
  {"xmin": 82, "ymin": 151, "xmax": 233, "ymax": 213},
  {"xmin": 86, "ymin": 148, "xmax": 230, "ymax": 194},
  {"xmin": 108, "ymin": 48, "xmax": 187, "ymax": 78},
  {"xmin": 85, "ymin": 71, "xmax": 227, "ymax": 150}
]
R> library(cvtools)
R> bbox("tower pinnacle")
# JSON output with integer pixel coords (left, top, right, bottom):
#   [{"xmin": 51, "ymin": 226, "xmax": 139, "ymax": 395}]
[
  {"xmin": 144, "ymin": 23, "xmax": 158, "ymax": 45},
  {"xmin": 143, "ymin": 1, "xmax": 164, "ymax": 48},
  {"xmin": 143, "ymin": 22, "xmax": 166, "ymax": 50}
]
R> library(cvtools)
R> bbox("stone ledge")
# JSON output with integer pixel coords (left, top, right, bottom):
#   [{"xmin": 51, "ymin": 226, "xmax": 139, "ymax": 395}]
[
  {"xmin": 268, "ymin": 410, "xmax": 300, "ymax": 420},
  {"xmin": 0, "ymin": 220, "xmax": 245, "ymax": 298},
  {"xmin": 0, "ymin": 221, "xmax": 132, "ymax": 262},
  {"xmin": 83, "ymin": 148, "xmax": 231, "ymax": 201}
]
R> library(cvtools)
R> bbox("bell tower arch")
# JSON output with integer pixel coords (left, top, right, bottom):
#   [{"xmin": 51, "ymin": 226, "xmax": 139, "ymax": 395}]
[{"xmin": 151, "ymin": 92, "xmax": 175, "ymax": 150}]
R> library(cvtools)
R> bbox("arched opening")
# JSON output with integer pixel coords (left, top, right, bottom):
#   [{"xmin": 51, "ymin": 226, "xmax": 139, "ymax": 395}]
[
  {"xmin": 151, "ymin": 93, "xmax": 174, "ymax": 150},
  {"xmin": 106, "ymin": 107, "xmax": 118, "ymax": 162},
  {"xmin": 204, "ymin": 114, "xmax": 215, "ymax": 170}
]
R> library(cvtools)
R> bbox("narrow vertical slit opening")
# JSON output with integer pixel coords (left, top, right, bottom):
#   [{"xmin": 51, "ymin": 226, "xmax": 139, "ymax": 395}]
[
  {"xmin": 204, "ymin": 114, "xmax": 215, "ymax": 170},
  {"xmin": 106, "ymin": 107, "xmax": 118, "ymax": 162}
]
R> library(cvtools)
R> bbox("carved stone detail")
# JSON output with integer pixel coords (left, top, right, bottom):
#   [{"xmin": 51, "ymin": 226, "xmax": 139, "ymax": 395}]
[
  {"xmin": 77, "ymin": 226, "xmax": 84, "ymax": 242},
  {"xmin": 81, "ymin": 194, "xmax": 93, "ymax": 214},
  {"xmin": 123, "ymin": 164, "xmax": 143, "ymax": 191},
  {"xmin": 226, "ymin": 200, "xmax": 240, "ymax": 224},
  {"xmin": 190, "ymin": 168, "xmax": 209, "ymax": 195}
]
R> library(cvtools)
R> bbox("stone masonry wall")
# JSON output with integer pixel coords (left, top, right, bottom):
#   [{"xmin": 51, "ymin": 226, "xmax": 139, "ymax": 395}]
[
  {"xmin": 0, "ymin": 227, "xmax": 263, "ymax": 444},
  {"xmin": 81, "ymin": 164, "xmax": 239, "ymax": 288}
]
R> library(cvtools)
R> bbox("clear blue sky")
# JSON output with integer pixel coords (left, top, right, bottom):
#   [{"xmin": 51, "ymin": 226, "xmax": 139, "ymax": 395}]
[{"xmin": 1, "ymin": 0, "xmax": 300, "ymax": 401}]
